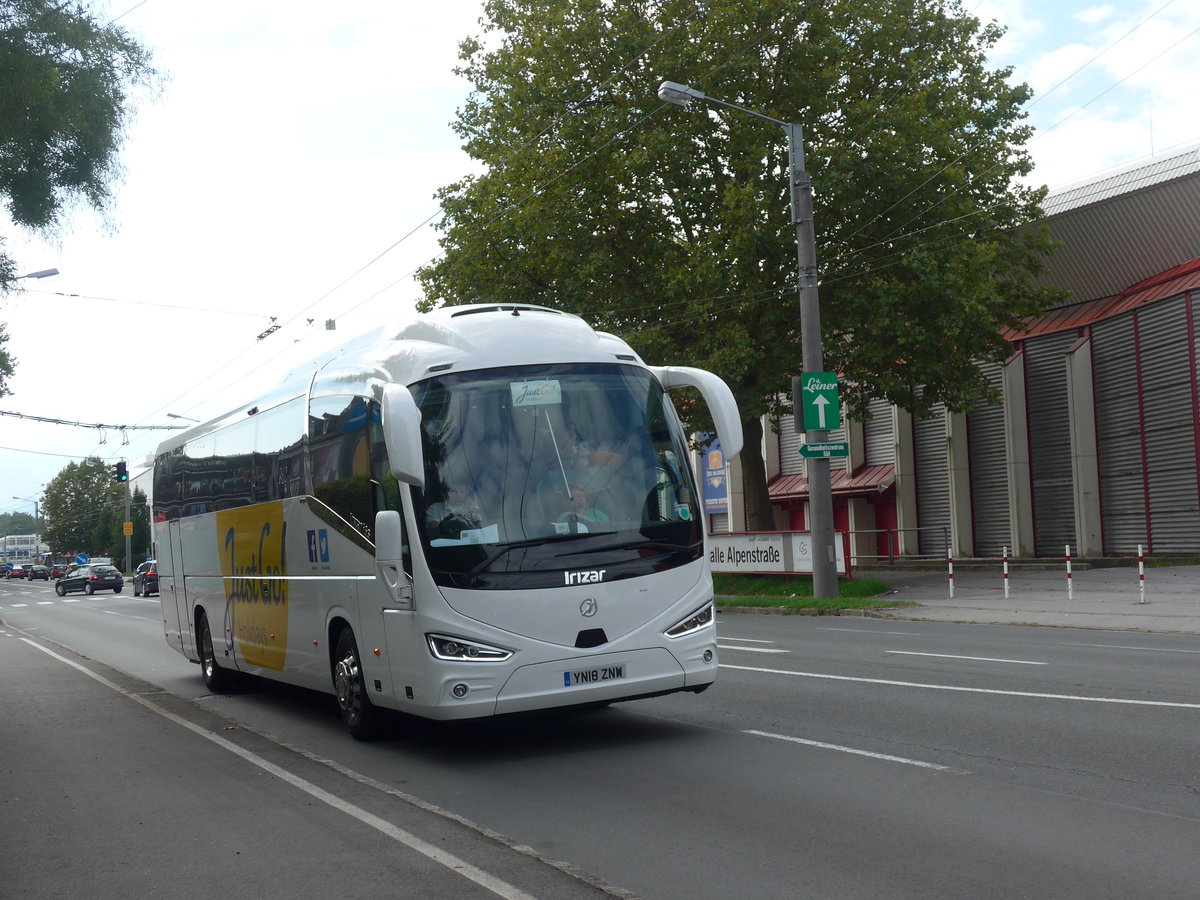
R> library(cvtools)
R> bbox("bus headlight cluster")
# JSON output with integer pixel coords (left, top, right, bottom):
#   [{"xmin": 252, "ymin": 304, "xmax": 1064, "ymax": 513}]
[
  {"xmin": 665, "ymin": 603, "xmax": 714, "ymax": 638},
  {"xmin": 427, "ymin": 634, "xmax": 513, "ymax": 662}
]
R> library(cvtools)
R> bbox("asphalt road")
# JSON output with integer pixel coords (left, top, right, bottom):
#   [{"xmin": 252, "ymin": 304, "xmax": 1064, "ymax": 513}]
[{"xmin": 3, "ymin": 577, "xmax": 1199, "ymax": 899}]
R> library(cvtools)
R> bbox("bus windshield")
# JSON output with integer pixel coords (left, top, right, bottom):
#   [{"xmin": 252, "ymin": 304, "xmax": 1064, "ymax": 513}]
[{"xmin": 411, "ymin": 363, "xmax": 702, "ymax": 588}]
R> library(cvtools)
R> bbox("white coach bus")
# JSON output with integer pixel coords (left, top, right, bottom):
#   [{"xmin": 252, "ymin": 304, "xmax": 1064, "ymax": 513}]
[{"xmin": 153, "ymin": 304, "xmax": 742, "ymax": 737}]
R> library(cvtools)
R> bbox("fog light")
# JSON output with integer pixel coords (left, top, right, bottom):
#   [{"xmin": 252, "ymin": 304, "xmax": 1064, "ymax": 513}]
[
  {"xmin": 703, "ymin": 649, "xmax": 713, "ymax": 663},
  {"xmin": 452, "ymin": 683, "xmax": 469, "ymax": 699}
]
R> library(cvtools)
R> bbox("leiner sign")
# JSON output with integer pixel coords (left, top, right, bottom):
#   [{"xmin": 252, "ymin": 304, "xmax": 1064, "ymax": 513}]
[{"xmin": 800, "ymin": 372, "xmax": 841, "ymax": 431}]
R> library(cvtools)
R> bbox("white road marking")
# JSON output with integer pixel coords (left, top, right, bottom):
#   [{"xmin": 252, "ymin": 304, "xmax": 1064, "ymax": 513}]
[
  {"xmin": 20, "ymin": 638, "xmax": 537, "ymax": 900},
  {"xmin": 717, "ymin": 645, "xmax": 790, "ymax": 654},
  {"xmin": 818, "ymin": 627, "xmax": 921, "ymax": 635},
  {"xmin": 1061, "ymin": 642, "xmax": 1200, "ymax": 655},
  {"xmin": 744, "ymin": 729, "xmax": 963, "ymax": 772},
  {"xmin": 722, "ymin": 663, "xmax": 1200, "ymax": 709},
  {"xmin": 886, "ymin": 651, "xmax": 1046, "ymax": 666},
  {"xmin": 716, "ymin": 636, "xmax": 775, "ymax": 643}
]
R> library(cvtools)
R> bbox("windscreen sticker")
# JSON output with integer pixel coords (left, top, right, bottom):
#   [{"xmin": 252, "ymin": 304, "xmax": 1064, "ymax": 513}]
[{"xmin": 511, "ymin": 380, "xmax": 562, "ymax": 407}]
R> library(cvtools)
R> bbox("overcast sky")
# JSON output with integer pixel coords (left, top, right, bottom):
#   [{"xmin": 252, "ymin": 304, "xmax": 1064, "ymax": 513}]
[{"xmin": 2, "ymin": 0, "xmax": 1198, "ymax": 517}]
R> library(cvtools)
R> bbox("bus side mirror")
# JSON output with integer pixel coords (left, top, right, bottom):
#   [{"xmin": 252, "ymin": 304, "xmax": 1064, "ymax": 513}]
[
  {"xmin": 374, "ymin": 510, "xmax": 412, "ymax": 609},
  {"xmin": 650, "ymin": 366, "xmax": 743, "ymax": 460},
  {"xmin": 381, "ymin": 384, "xmax": 425, "ymax": 487}
]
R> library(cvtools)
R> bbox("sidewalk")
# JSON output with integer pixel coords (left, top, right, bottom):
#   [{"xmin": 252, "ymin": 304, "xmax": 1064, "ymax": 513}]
[{"xmin": 864, "ymin": 564, "xmax": 1200, "ymax": 634}]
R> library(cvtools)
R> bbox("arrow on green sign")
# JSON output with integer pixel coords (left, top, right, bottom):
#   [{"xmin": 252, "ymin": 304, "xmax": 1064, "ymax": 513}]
[{"xmin": 800, "ymin": 372, "xmax": 841, "ymax": 432}]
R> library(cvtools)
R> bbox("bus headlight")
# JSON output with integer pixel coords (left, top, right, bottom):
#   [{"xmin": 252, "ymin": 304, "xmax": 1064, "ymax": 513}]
[
  {"xmin": 427, "ymin": 634, "xmax": 513, "ymax": 662},
  {"xmin": 665, "ymin": 602, "xmax": 714, "ymax": 638}
]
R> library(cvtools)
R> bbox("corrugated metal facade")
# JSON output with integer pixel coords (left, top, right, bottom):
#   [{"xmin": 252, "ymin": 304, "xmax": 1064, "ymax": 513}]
[
  {"xmin": 913, "ymin": 399, "xmax": 950, "ymax": 555},
  {"xmin": 1139, "ymin": 297, "xmax": 1199, "ymax": 553},
  {"xmin": 779, "ymin": 421, "xmax": 804, "ymax": 476},
  {"xmin": 967, "ymin": 362, "xmax": 1010, "ymax": 555},
  {"xmin": 1092, "ymin": 314, "xmax": 1143, "ymax": 552},
  {"xmin": 1023, "ymin": 331, "xmax": 1078, "ymax": 556},
  {"xmin": 864, "ymin": 398, "xmax": 894, "ymax": 465}
]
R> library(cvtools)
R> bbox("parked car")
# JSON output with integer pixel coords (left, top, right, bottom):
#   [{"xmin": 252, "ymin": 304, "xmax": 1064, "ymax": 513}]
[
  {"xmin": 6, "ymin": 565, "xmax": 27, "ymax": 579},
  {"xmin": 132, "ymin": 561, "xmax": 158, "ymax": 597},
  {"xmin": 55, "ymin": 564, "xmax": 124, "ymax": 595},
  {"xmin": 27, "ymin": 565, "xmax": 50, "ymax": 581}
]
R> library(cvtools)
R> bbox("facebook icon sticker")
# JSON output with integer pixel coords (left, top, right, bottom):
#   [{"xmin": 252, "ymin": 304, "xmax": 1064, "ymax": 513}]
[{"xmin": 307, "ymin": 529, "xmax": 331, "ymax": 564}]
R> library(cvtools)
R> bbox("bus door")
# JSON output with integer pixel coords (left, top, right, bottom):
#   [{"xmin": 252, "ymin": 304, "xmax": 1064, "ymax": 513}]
[{"xmin": 165, "ymin": 520, "xmax": 194, "ymax": 660}]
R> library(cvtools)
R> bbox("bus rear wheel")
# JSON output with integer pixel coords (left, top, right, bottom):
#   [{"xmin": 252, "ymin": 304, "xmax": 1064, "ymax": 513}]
[
  {"xmin": 333, "ymin": 628, "xmax": 379, "ymax": 741},
  {"xmin": 198, "ymin": 612, "xmax": 236, "ymax": 693}
]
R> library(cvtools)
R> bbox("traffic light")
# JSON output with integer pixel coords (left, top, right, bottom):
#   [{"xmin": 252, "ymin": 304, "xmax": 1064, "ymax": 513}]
[{"xmin": 114, "ymin": 461, "xmax": 128, "ymax": 483}]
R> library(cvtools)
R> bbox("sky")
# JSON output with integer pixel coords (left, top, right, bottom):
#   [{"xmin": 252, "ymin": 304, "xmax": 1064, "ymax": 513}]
[{"xmin": 2, "ymin": 0, "xmax": 1199, "ymax": 519}]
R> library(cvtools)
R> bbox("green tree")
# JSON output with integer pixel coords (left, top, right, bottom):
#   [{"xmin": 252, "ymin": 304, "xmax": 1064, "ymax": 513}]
[
  {"xmin": 42, "ymin": 456, "xmax": 122, "ymax": 557},
  {"xmin": 0, "ymin": 0, "xmax": 157, "ymax": 395},
  {"xmin": 417, "ymin": 0, "xmax": 1061, "ymax": 529},
  {"xmin": 0, "ymin": 510, "xmax": 37, "ymax": 535},
  {"xmin": 130, "ymin": 486, "xmax": 151, "ymax": 565}
]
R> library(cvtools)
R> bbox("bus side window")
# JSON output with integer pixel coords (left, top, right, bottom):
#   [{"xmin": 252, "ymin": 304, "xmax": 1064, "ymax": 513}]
[
  {"xmin": 369, "ymin": 401, "xmax": 411, "ymax": 575},
  {"xmin": 309, "ymin": 395, "xmax": 374, "ymax": 539}
]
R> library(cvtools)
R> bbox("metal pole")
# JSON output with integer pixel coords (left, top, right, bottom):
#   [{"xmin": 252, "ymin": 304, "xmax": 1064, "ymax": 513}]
[
  {"xmin": 124, "ymin": 479, "xmax": 132, "ymax": 574},
  {"xmin": 786, "ymin": 123, "xmax": 838, "ymax": 599}
]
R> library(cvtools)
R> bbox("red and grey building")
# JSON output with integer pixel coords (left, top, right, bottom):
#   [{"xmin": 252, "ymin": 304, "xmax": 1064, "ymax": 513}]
[{"xmin": 717, "ymin": 145, "xmax": 1200, "ymax": 561}]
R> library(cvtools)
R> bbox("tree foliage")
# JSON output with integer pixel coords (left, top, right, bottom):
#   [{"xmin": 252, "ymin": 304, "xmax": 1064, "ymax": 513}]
[
  {"xmin": 0, "ymin": 509, "xmax": 37, "ymax": 535},
  {"xmin": 417, "ymin": 0, "xmax": 1062, "ymax": 527},
  {"xmin": 0, "ymin": 0, "xmax": 157, "ymax": 394},
  {"xmin": 41, "ymin": 456, "xmax": 123, "ymax": 557}
]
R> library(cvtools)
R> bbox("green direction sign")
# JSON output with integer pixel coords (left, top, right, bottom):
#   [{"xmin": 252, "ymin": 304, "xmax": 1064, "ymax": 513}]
[
  {"xmin": 798, "ymin": 442, "xmax": 849, "ymax": 459},
  {"xmin": 799, "ymin": 372, "xmax": 841, "ymax": 431}
]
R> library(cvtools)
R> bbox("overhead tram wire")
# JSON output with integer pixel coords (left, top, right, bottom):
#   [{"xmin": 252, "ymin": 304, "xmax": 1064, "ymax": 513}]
[
  {"xmin": 827, "ymin": 1, "xmax": 1192, "ymax": 279},
  {"xmin": 22, "ymin": 287, "xmax": 267, "ymax": 319},
  {"xmin": 330, "ymin": 13, "xmax": 793, "ymax": 328},
  {"xmin": 121, "ymin": 5, "xmax": 797, "ymax": 427},
  {"xmin": 841, "ymin": 16, "xmax": 1200, "ymax": 277},
  {"xmin": 133, "ymin": 6, "xmax": 717, "ymax": 425}
]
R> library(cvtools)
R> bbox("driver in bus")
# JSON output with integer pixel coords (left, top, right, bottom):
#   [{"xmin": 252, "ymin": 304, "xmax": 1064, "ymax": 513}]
[
  {"xmin": 558, "ymin": 484, "xmax": 609, "ymax": 531},
  {"xmin": 426, "ymin": 483, "xmax": 486, "ymax": 538}
]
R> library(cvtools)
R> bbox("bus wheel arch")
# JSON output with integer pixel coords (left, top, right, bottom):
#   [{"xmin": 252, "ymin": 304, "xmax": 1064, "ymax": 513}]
[
  {"xmin": 197, "ymin": 608, "xmax": 237, "ymax": 693},
  {"xmin": 331, "ymin": 623, "xmax": 380, "ymax": 741}
]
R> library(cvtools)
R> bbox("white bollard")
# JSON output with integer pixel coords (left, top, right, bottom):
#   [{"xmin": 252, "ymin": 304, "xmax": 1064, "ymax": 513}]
[
  {"xmin": 1003, "ymin": 546, "xmax": 1010, "ymax": 599},
  {"xmin": 1138, "ymin": 544, "xmax": 1146, "ymax": 604},
  {"xmin": 1066, "ymin": 544, "xmax": 1073, "ymax": 601},
  {"xmin": 948, "ymin": 552, "xmax": 954, "ymax": 599}
]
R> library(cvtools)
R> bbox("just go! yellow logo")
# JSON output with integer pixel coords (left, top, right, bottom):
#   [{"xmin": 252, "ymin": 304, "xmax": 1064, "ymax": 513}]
[{"xmin": 217, "ymin": 502, "xmax": 289, "ymax": 670}]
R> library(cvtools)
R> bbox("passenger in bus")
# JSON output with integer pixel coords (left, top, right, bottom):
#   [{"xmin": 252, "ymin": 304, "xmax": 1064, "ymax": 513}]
[
  {"xmin": 426, "ymin": 483, "xmax": 486, "ymax": 538},
  {"xmin": 558, "ymin": 485, "xmax": 609, "ymax": 530}
]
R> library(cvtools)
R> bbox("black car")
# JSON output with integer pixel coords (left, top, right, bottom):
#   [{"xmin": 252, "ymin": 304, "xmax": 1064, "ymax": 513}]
[
  {"xmin": 27, "ymin": 565, "xmax": 50, "ymax": 581},
  {"xmin": 133, "ymin": 561, "xmax": 158, "ymax": 597},
  {"xmin": 55, "ymin": 564, "xmax": 124, "ymax": 595}
]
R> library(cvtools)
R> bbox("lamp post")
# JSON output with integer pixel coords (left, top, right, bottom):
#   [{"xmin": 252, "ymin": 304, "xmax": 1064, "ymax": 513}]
[
  {"xmin": 166, "ymin": 412, "xmax": 199, "ymax": 423},
  {"xmin": 657, "ymin": 80, "xmax": 838, "ymax": 598},
  {"xmin": 17, "ymin": 268, "xmax": 59, "ymax": 280}
]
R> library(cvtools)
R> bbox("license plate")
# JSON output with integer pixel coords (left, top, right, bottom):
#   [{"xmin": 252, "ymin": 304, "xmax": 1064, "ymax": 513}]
[{"xmin": 563, "ymin": 663, "xmax": 626, "ymax": 687}]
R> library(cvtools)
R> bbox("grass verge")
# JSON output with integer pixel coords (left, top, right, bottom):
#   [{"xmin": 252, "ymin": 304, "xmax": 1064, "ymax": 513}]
[{"xmin": 713, "ymin": 573, "xmax": 911, "ymax": 612}]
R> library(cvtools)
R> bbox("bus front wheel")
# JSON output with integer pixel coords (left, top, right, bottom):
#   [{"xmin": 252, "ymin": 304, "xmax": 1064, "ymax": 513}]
[
  {"xmin": 334, "ymin": 628, "xmax": 379, "ymax": 741},
  {"xmin": 198, "ymin": 612, "xmax": 236, "ymax": 693}
]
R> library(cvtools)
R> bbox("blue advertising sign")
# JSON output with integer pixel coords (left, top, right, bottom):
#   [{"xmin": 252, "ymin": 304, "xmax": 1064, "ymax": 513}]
[{"xmin": 702, "ymin": 438, "xmax": 728, "ymax": 514}]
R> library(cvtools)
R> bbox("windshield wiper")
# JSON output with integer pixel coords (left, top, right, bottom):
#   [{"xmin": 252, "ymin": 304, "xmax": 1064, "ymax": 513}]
[
  {"xmin": 463, "ymin": 537, "xmax": 561, "ymax": 579},
  {"xmin": 556, "ymin": 538, "xmax": 693, "ymax": 557}
]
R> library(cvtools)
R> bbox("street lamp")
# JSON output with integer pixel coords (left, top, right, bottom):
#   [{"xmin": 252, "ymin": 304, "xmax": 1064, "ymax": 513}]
[
  {"xmin": 657, "ymin": 80, "xmax": 838, "ymax": 598},
  {"xmin": 166, "ymin": 412, "xmax": 199, "ymax": 423},
  {"xmin": 17, "ymin": 268, "xmax": 59, "ymax": 280}
]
